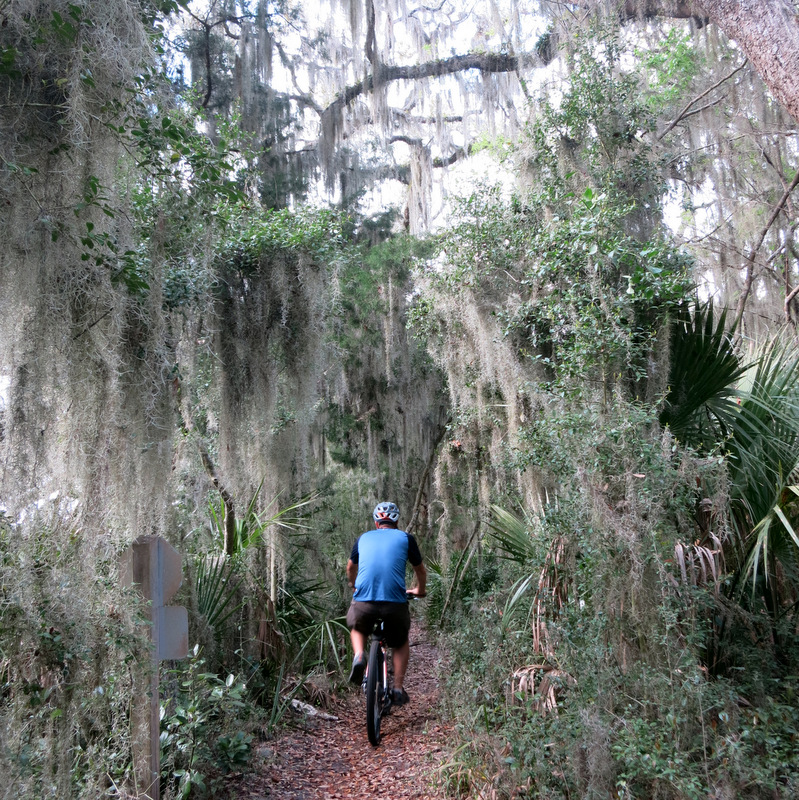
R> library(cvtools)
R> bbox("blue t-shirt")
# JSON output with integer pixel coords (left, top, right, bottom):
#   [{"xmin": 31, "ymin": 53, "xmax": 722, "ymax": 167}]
[{"xmin": 350, "ymin": 528, "xmax": 423, "ymax": 603}]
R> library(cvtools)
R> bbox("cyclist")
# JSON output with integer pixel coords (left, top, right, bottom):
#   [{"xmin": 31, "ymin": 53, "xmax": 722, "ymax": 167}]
[{"xmin": 346, "ymin": 501, "xmax": 427, "ymax": 705}]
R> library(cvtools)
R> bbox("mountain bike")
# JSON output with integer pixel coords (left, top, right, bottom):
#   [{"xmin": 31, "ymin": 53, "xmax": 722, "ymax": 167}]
[
  {"xmin": 363, "ymin": 594, "xmax": 417, "ymax": 746},
  {"xmin": 363, "ymin": 615, "xmax": 394, "ymax": 746}
]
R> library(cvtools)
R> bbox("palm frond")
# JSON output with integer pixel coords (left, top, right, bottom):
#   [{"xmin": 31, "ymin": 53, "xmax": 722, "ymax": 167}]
[
  {"xmin": 728, "ymin": 338, "xmax": 799, "ymax": 529},
  {"xmin": 487, "ymin": 505, "xmax": 537, "ymax": 563},
  {"xmin": 195, "ymin": 555, "xmax": 244, "ymax": 630},
  {"xmin": 500, "ymin": 573, "xmax": 536, "ymax": 632},
  {"xmin": 291, "ymin": 616, "xmax": 348, "ymax": 672},
  {"xmin": 743, "ymin": 482, "xmax": 799, "ymax": 597},
  {"xmin": 674, "ymin": 535, "xmax": 725, "ymax": 593},
  {"xmin": 660, "ymin": 300, "xmax": 749, "ymax": 447},
  {"xmin": 238, "ymin": 492, "xmax": 319, "ymax": 552}
]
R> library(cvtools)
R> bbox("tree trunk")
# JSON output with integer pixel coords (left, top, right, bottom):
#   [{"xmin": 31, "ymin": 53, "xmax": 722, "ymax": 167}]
[
  {"xmin": 609, "ymin": 2, "xmax": 799, "ymax": 125},
  {"xmin": 696, "ymin": 1, "xmax": 799, "ymax": 125}
]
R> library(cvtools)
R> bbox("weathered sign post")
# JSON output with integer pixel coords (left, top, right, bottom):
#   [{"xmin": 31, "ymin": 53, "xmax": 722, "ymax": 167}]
[{"xmin": 121, "ymin": 536, "xmax": 189, "ymax": 800}]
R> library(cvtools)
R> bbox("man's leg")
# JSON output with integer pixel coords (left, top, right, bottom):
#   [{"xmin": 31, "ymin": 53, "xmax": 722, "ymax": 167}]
[
  {"xmin": 348, "ymin": 627, "xmax": 368, "ymax": 684},
  {"xmin": 346, "ymin": 604, "xmax": 370, "ymax": 685},
  {"xmin": 392, "ymin": 639, "xmax": 409, "ymax": 690},
  {"xmin": 350, "ymin": 627, "xmax": 367, "ymax": 659}
]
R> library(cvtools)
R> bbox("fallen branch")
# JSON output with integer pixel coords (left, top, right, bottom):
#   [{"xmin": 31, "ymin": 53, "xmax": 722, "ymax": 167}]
[{"xmin": 290, "ymin": 699, "xmax": 339, "ymax": 721}]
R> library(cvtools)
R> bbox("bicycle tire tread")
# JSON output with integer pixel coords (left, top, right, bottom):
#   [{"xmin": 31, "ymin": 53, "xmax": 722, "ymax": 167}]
[{"xmin": 365, "ymin": 637, "xmax": 383, "ymax": 746}]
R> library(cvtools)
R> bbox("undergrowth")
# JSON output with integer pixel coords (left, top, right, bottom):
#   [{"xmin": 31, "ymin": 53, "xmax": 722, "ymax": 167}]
[
  {"xmin": 434, "ymin": 470, "xmax": 799, "ymax": 800},
  {"xmin": 0, "ymin": 516, "xmax": 149, "ymax": 799}
]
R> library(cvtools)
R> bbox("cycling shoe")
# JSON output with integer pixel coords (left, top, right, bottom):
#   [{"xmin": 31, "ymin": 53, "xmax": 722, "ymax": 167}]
[
  {"xmin": 391, "ymin": 688, "xmax": 410, "ymax": 706},
  {"xmin": 348, "ymin": 653, "xmax": 366, "ymax": 685}
]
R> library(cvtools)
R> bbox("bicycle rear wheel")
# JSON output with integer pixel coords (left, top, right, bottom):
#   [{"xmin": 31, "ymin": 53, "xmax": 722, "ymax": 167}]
[{"xmin": 365, "ymin": 637, "xmax": 384, "ymax": 746}]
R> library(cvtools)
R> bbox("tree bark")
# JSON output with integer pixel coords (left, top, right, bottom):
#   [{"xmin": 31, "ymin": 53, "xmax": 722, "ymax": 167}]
[
  {"xmin": 697, "ymin": 1, "xmax": 799, "ymax": 125},
  {"xmin": 622, "ymin": 1, "xmax": 799, "ymax": 125}
]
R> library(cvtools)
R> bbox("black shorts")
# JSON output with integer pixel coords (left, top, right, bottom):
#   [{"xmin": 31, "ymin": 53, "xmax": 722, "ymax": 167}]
[{"xmin": 346, "ymin": 601, "xmax": 411, "ymax": 648}]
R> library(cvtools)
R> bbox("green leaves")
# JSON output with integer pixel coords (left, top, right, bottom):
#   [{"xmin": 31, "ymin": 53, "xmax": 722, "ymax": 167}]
[
  {"xmin": 195, "ymin": 555, "xmax": 244, "ymax": 632},
  {"xmin": 659, "ymin": 300, "xmax": 747, "ymax": 447},
  {"xmin": 160, "ymin": 649, "xmax": 253, "ymax": 795},
  {"xmin": 639, "ymin": 28, "xmax": 700, "ymax": 112},
  {"xmin": 486, "ymin": 505, "xmax": 537, "ymax": 564},
  {"xmin": 208, "ymin": 485, "xmax": 315, "ymax": 558},
  {"xmin": 662, "ymin": 306, "xmax": 799, "ymax": 602},
  {"xmin": 0, "ymin": 46, "xmax": 20, "ymax": 78},
  {"xmin": 49, "ymin": 6, "xmax": 90, "ymax": 43}
]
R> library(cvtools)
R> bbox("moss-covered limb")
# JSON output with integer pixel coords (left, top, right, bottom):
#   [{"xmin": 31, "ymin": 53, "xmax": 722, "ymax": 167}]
[{"xmin": 321, "ymin": 52, "xmax": 535, "ymax": 121}]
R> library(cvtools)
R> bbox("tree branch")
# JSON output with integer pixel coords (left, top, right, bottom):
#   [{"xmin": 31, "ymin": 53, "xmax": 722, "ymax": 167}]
[
  {"xmin": 658, "ymin": 59, "xmax": 748, "ymax": 140},
  {"xmin": 389, "ymin": 137, "xmax": 472, "ymax": 170},
  {"xmin": 573, "ymin": 0, "xmax": 709, "ymax": 25},
  {"xmin": 619, "ymin": 0, "xmax": 709, "ymax": 24},
  {"xmin": 365, "ymin": 0, "xmax": 377, "ymax": 71},
  {"xmin": 202, "ymin": 22, "xmax": 212, "ymax": 108},
  {"xmin": 734, "ymin": 165, "xmax": 799, "ymax": 329},
  {"xmin": 786, "ymin": 281, "xmax": 799, "ymax": 325},
  {"xmin": 406, "ymin": 420, "xmax": 449, "ymax": 536},
  {"xmin": 320, "ymin": 52, "xmax": 533, "ymax": 122}
]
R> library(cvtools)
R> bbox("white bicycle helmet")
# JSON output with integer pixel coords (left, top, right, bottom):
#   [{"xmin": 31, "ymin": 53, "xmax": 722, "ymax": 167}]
[{"xmin": 373, "ymin": 501, "xmax": 400, "ymax": 523}]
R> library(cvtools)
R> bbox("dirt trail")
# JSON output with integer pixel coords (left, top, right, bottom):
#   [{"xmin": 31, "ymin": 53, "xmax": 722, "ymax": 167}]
[{"xmin": 231, "ymin": 618, "xmax": 451, "ymax": 799}]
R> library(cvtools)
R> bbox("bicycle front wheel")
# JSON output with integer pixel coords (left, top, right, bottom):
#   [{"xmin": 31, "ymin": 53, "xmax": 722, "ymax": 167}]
[{"xmin": 365, "ymin": 637, "xmax": 384, "ymax": 746}]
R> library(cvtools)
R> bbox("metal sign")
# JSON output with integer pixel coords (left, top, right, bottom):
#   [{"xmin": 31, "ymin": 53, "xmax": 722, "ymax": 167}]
[{"xmin": 120, "ymin": 535, "xmax": 189, "ymax": 800}]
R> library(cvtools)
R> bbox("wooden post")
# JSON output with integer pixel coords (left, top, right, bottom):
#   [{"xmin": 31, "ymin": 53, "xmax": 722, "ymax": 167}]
[{"xmin": 121, "ymin": 536, "xmax": 189, "ymax": 800}]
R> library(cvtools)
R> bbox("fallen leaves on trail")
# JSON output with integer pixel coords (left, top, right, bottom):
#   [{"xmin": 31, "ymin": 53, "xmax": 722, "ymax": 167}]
[{"xmin": 230, "ymin": 620, "xmax": 452, "ymax": 800}]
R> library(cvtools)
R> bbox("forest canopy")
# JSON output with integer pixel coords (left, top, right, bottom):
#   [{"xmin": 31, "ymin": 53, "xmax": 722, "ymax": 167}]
[{"xmin": 2, "ymin": 1, "xmax": 799, "ymax": 798}]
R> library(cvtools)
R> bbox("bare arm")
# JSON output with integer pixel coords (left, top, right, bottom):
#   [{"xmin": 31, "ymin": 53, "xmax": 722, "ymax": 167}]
[
  {"xmin": 407, "ymin": 562, "xmax": 427, "ymax": 597},
  {"xmin": 346, "ymin": 558, "xmax": 358, "ymax": 589}
]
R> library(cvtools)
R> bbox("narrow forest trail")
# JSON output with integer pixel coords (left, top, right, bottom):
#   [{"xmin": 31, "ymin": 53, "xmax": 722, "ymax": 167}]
[{"xmin": 231, "ymin": 618, "xmax": 452, "ymax": 799}]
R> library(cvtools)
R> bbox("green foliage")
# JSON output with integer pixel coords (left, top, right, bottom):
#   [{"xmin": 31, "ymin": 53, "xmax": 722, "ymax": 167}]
[
  {"xmin": 333, "ymin": 233, "xmax": 435, "ymax": 361},
  {"xmin": 425, "ymin": 180, "xmax": 692, "ymax": 389},
  {"xmin": 660, "ymin": 301, "xmax": 747, "ymax": 446},
  {"xmin": 320, "ymin": 230, "xmax": 444, "ymax": 483},
  {"xmin": 442, "ymin": 484, "xmax": 799, "ymax": 798},
  {"xmin": 516, "ymin": 190, "xmax": 691, "ymax": 383},
  {"xmin": 160, "ymin": 647, "xmax": 255, "ymax": 799},
  {"xmin": 0, "ymin": 519, "xmax": 149, "ymax": 799},
  {"xmin": 638, "ymin": 28, "xmax": 701, "ymax": 112},
  {"xmin": 206, "ymin": 484, "xmax": 315, "ymax": 558},
  {"xmin": 195, "ymin": 555, "xmax": 244, "ymax": 634},
  {"xmin": 117, "ymin": 102, "xmax": 259, "ymax": 303},
  {"xmin": 415, "ymin": 31, "xmax": 696, "ymax": 394},
  {"xmin": 0, "ymin": 44, "xmax": 20, "ymax": 79},
  {"xmin": 559, "ymin": 32, "xmax": 654, "ymax": 157},
  {"xmin": 220, "ymin": 205, "xmax": 346, "ymax": 276},
  {"xmin": 661, "ymin": 306, "xmax": 799, "ymax": 638},
  {"xmin": 724, "ymin": 339, "xmax": 799, "ymax": 619},
  {"xmin": 524, "ymin": 24, "xmax": 663, "ymax": 215},
  {"xmin": 486, "ymin": 505, "xmax": 538, "ymax": 565}
]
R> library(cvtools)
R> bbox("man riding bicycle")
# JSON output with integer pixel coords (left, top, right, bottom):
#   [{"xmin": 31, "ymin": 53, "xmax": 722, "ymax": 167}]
[{"xmin": 346, "ymin": 501, "xmax": 427, "ymax": 705}]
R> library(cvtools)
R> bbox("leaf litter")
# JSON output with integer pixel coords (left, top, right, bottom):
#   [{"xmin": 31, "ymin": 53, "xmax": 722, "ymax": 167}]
[{"xmin": 229, "ymin": 619, "xmax": 451, "ymax": 799}]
